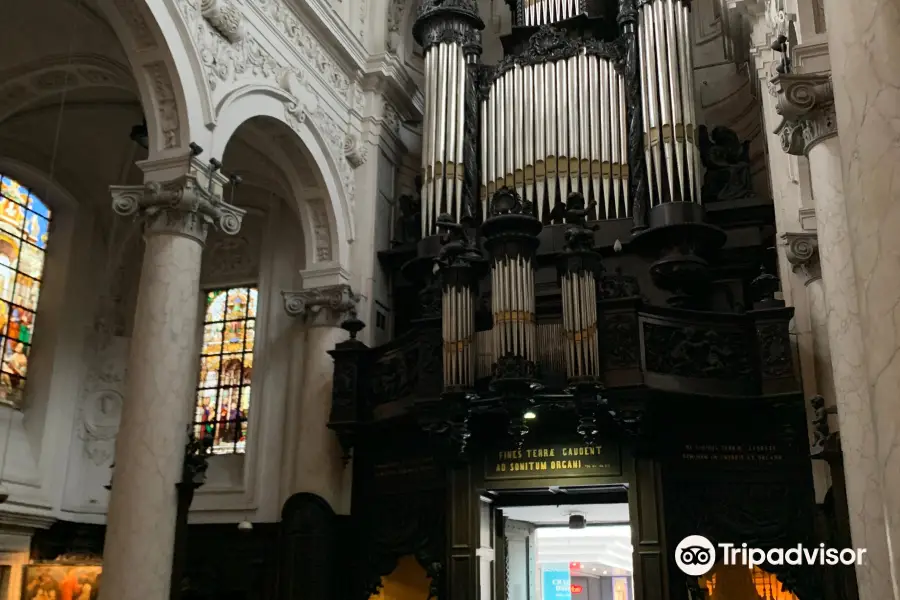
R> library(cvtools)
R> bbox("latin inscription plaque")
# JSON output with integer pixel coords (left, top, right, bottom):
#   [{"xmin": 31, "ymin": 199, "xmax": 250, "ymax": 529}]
[
  {"xmin": 680, "ymin": 443, "xmax": 784, "ymax": 463},
  {"xmin": 485, "ymin": 443, "xmax": 621, "ymax": 481}
]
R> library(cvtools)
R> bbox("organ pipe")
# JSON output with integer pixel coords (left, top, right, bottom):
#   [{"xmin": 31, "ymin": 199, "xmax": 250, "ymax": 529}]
[
  {"xmin": 638, "ymin": 0, "xmax": 699, "ymax": 205},
  {"xmin": 478, "ymin": 37, "xmax": 630, "ymax": 224},
  {"xmin": 557, "ymin": 193, "xmax": 602, "ymax": 385},
  {"xmin": 413, "ymin": 0, "xmax": 484, "ymax": 237},
  {"xmin": 519, "ymin": 0, "xmax": 583, "ymax": 26},
  {"xmin": 435, "ymin": 216, "xmax": 482, "ymax": 391},
  {"xmin": 481, "ymin": 188, "xmax": 543, "ymax": 393},
  {"xmin": 421, "ymin": 42, "xmax": 470, "ymax": 236}
]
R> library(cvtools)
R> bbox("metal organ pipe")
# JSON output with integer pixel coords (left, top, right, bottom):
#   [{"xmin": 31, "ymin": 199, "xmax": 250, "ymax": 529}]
[
  {"xmin": 557, "ymin": 194, "xmax": 603, "ymax": 385},
  {"xmin": 440, "ymin": 262, "xmax": 478, "ymax": 390},
  {"xmin": 479, "ymin": 51, "xmax": 630, "ymax": 223},
  {"xmin": 638, "ymin": 0, "xmax": 699, "ymax": 205},
  {"xmin": 420, "ymin": 41, "xmax": 471, "ymax": 237},
  {"xmin": 520, "ymin": 0, "xmax": 582, "ymax": 26},
  {"xmin": 481, "ymin": 190, "xmax": 542, "ymax": 389}
]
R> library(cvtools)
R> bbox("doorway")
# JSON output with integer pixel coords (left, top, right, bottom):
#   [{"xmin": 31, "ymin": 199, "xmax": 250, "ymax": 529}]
[{"xmin": 488, "ymin": 486, "xmax": 634, "ymax": 600}]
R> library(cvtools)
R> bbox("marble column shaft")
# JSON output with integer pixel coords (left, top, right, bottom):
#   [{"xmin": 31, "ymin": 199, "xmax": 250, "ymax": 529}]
[
  {"xmin": 102, "ymin": 164, "xmax": 244, "ymax": 600},
  {"xmin": 807, "ymin": 136, "xmax": 894, "ymax": 600},
  {"xmin": 282, "ymin": 285, "xmax": 356, "ymax": 513},
  {"xmin": 821, "ymin": 0, "xmax": 900, "ymax": 596}
]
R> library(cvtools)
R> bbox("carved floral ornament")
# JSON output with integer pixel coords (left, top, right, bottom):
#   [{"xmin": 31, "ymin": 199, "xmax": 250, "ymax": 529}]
[
  {"xmin": 771, "ymin": 72, "xmax": 837, "ymax": 156},
  {"xmin": 282, "ymin": 284, "xmax": 360, "ymax": 322}
]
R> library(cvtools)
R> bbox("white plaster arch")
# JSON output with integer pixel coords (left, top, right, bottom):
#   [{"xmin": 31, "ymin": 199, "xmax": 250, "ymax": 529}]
[
  {"xmin": 211, "ymin": 86, "xmax": 351, "ymax": 272},
  {"xmin": 92, "ymin": 0, "xmax": 212, "ymax": 156}
]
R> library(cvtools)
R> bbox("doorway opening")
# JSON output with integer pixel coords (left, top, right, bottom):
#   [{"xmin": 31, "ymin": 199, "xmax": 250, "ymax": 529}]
[{"xmin": 492, "ymin": 486, "xmax": 634, "ymax": 600}]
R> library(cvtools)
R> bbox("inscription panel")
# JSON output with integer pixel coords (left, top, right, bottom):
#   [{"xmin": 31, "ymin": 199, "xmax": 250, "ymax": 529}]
[{"xmin": 484, "ymin": 443, "xmax": 622, "ymax": 481}]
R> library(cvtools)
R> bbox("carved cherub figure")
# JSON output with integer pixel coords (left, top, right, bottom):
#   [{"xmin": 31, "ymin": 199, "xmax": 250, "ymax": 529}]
[
  {"xmin": 699, "ymin": 125, "xmax": 754, "ymax": 202},
  {"xmin": 392, "ymin": 176, "xmax": 422, "ymax": 245},
  {"xmin": 434, "ymin": 213, "xmax": 480, "ymax": 270},
  {"xmin": 563, "ymin": 191, "xmax": 597, "ymax": 227}
]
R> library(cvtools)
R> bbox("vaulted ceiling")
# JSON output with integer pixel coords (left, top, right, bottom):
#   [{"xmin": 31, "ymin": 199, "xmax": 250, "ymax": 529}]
[{"xmin": 0, "ymin": 0, "xmax": 312, "ymax": 221}]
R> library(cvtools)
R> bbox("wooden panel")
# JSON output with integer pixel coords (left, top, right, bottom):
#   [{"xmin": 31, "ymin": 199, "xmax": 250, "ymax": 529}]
[
  {"xmin": 449, "ymin": 464, "xmax": 478, "ymax": 600},
  {"xmin": 637, "ymin": 552, "xmax": 666, "ymax": 600},
  {"xmin": 629, "ymin": 457, "xmax": 668, "ymax": 600}
]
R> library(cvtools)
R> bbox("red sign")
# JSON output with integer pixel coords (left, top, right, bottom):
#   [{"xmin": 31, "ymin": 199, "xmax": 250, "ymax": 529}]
[
  {"xmin": 571, "ymin": 584, "xmax": 583, "ymax": 594},
  {"xmin": 569, "ymin": 562, "xmax": 581, "ymax": 570}
]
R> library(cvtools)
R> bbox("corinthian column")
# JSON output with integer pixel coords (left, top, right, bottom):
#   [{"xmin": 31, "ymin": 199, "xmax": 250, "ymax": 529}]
[
  {"xmin": 281, "ymin": 280, "xmax": 358, "ymax": 512},
  {"xmin": 101, "ymin": 155, "xmax": 244, "ymax": 600},
  {"xmin": 773, "ymin": 71, "xmax": 892, "ymax": 600}
]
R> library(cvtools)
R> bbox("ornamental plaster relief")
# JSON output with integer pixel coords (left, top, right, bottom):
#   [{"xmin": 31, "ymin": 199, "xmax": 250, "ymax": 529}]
[
  {"xmin": 174, "ymin": 0, "xmax": 365, "ymax": 205},
  {"xmin": 110, "ymin": 0, "xmax": 158, "ymax": 50}
]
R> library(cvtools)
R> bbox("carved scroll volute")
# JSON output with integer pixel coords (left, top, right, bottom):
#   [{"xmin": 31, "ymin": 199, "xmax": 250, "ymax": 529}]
[{"xmin": 327, "ymin": 318, "xmax": 370, "ymax": 463}]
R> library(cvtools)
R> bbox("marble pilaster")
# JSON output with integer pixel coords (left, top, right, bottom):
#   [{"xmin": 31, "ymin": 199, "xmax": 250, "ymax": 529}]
[
  {"xmin": 101, "ymin": 157, "xmax": 245, "ymax": 600},
  {"xmin": 782, "ymin": 232, "xmax": 832, "ymax": 501},
  {"xmin": 281, "ymin": 284, "xmax": 358, "ymax": 513},
  {"xmin": 820, "ymin": 0, "xmax": 900, "ymax": 595},
  {"xmin": 774, "ymin": 68, "xmax": 895, "ymax": 598}
]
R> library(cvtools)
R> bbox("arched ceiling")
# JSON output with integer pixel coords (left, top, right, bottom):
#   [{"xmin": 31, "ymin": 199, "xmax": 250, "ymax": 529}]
[{"xmin": 0, "ymin": 0, "xmax": 145, "ymax": 210}]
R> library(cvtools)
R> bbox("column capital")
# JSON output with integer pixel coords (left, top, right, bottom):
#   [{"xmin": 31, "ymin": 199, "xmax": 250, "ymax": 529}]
[
  {"xmin": 771, "ymin": 72, "xmax": 837, "ymax": 156},
  {"xmin": 282, "ymin": 284, "xmax": 360, "ymax": 325},
  {"xmin": 781, "ymin": 231, "xmax": 821, "ymax": 284},
  {"xmin": 109, "ymin": 155, "xmax": 246, "ymax": 243}
]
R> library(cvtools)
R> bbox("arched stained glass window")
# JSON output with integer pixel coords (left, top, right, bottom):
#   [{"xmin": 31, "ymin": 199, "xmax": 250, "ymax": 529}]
[
  {"xmin": 194, "ymin": 286, "xmax": 257, "ymax": 454},
  {"xmin": 0, "ymin": 175, "xmax": 51, "ymax": 406}
]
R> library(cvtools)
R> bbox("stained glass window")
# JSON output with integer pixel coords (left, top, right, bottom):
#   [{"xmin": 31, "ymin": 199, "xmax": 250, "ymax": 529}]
[
  {"xmin": 0, "ymin": 175, "xmax": 51, "ymax": 406},
  {"xmin": 194, "ymin": 286, "xmax": 257, "ymax": 454}
]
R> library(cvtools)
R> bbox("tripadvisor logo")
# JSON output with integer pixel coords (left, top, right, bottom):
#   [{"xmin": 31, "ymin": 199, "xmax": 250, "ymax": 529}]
[{"xmin": 674, "ymin": 535, "xmax": 867, "ymax": 576}]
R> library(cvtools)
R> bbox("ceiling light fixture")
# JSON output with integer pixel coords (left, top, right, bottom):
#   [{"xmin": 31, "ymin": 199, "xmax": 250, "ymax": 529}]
[{"xmin": 523, "ymin": 410, "xmax": 537, "ymax": 420}]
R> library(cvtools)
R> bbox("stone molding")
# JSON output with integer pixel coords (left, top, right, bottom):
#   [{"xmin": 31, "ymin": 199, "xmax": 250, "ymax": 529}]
[
  {"xmin": 109, "ymin": 157, "xmax": 246, "ymax": 243},
  {"xmin": 782, "ymin": 231, "xmax": 820, "ymax": 283},
  {"xmin": 771, "ymin": 72, "xmax": 837, "ymax": 156},
  {"xmin": 282, "ymin": 284, "xmax": 360, "ymax": 325}
]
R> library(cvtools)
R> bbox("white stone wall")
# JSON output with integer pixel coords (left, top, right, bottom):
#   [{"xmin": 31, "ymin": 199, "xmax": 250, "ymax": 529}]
[{"xmin": 0, "ymin": 0, "xmax": 416, "ymax": 535}]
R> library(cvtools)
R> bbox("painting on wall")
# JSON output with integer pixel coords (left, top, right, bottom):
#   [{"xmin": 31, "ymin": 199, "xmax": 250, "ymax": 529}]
[{"xmin": 21, "ymin": 562, "xmax": 101, "ymax": 600}]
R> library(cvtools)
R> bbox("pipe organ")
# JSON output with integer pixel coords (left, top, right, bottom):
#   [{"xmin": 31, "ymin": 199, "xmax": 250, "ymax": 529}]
[{"xmin": 411, "ymin": 0, "xmax": 705, "ymax": 393}]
